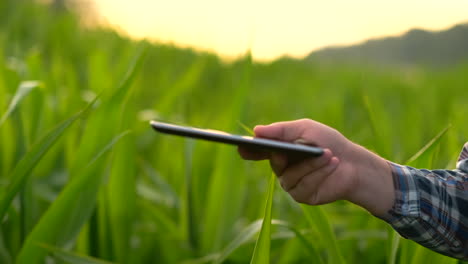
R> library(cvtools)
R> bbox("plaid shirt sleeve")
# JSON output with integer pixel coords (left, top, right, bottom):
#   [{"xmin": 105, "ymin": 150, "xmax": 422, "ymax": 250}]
[{"xmin": 385, "ymin": 142, "xmax": 468, "ymax": 259}]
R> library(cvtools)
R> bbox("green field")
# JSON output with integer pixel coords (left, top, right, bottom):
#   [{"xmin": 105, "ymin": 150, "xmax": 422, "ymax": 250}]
[{"xmin": 1, "ymin": 1, "xmax": 468, "ymax": 263}]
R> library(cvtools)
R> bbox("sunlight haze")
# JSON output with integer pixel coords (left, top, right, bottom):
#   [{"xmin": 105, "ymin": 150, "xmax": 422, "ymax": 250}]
[{"xmin": 92, "ymin": 0, "xmax": 468, "ymax": 61}]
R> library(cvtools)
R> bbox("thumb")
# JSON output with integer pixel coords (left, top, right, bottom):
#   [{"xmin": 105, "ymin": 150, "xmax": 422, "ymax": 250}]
[{"xmin": 254, "ymin": 120, "xmax": 308, "ymax": 142}]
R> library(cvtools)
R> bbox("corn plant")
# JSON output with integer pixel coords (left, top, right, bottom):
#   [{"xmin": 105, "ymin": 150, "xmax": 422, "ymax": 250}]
[{"xmin": 1, "ymin": 0, "xmax": 468, "ymax": 263}]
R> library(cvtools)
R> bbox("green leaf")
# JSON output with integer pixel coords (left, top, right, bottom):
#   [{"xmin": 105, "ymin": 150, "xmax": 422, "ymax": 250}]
[
  {"xmin": 39, "ymin": 243, "xmax": 115, "ymax": 264},
  {"xmin": 109, "ymin": 44, "xmax": 148, "ymax": 105},
  {"xmin": 272, "ymin": 220, "xmax": 324, "ymax": 264},
  {"xmin": 411, "ymin": 245, "xmax": 457, "ymax": 264},
  {"xmin": 386, "ymin": 229, "xmax": 400, "ymax": 264},
  {"xmin": 16, "ymin": 131, "xmax": 129, "ymax": 264},
  {"xmin": 0, "ymin": 81, "xmax": 40, "ymax": 127},
  {"xmin": 0, "ymin": 230, "xmax": 12, "ymax": 264},
  {"xmin": 0, "ymin": 98, "xmax": 95, "ymax": 221},
  {"xmin": 105, "ymin": 45, "xmax": 147, "ymax": 263},
  {"xmin": 139, "ymin": 200, "xmax": 179, "ymax": 237},
  {"xmin": 157, "ymin": 57, "xmax": 206, "ymax": 115},
  {"xmin": 107, "ymin": 135, "xmax": 136, "ymax": 263},
  {"xmin": 213, "ymin": 220, "xmax": 263, "ymax": 264},
  {"xmin": 211, "ymin": 218, "xmax": 322, "ymax": 264},
  {"xmin": 237, "ymin": 121, "xmax": 254, "ymax": 136},
  {"xmin": 398, "ymin": 239, "xmax": 419, "ymax": 264},
  {"xmin": 301, "ymin": 205, "xmax": 345, "ymax": 264},
  {"xmin": 406, "ymin": 124, "xmax": 451, "ymax": 168},
  {"xmin": 249, "ymin": 172, "xmax": 275, "ymax": 264},
  {"xmin": 201, "ymin": 54, "xmax": 251, "ymax": 253},
  {"xmin": 361, "ymin": 91, "xmax": 391, "ymax": 157}
]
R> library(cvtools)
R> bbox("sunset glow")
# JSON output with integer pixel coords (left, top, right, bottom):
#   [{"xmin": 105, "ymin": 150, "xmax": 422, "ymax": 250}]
[{"xmin": 92, "ymin": 0, "xmax": 468, "ymax": 61}]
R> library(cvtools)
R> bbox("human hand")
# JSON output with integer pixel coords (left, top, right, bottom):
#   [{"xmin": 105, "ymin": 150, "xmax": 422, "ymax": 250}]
[{"xmin": 238, "ymin": 119, "xmax": 394, "ymax": 217}]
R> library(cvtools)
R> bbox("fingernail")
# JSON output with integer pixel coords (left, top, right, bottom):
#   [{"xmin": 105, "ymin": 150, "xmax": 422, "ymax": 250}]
[
  {"xmin": 323, "ymin": 149, "xmax": 332, "ymax": 157},
  {"xmin": 330, "ymin": 156, "xmax": 339, "ymax": 166},
  {"xmin": 253, "ymin": 125, "xmax": 264, "ymax": 133}
]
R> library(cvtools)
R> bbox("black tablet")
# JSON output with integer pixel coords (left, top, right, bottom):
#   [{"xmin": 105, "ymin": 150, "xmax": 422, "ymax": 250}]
[{"xmin": 150, "ymin": 121, "xmax": 323, "ymax": 157}]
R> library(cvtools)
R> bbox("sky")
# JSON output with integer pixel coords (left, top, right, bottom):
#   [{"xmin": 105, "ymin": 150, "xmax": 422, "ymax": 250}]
[{"xmin": 92, "ymin": 0, "xmax": 468, "ymax": 61}]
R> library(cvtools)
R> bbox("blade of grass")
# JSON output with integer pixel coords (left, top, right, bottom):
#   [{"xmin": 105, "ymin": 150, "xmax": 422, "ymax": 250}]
[
  {"xmin": 139, "ymin": 200, "xmax": 179, "ymax": 237},
  {"xmin": 210, "ymin": 218, "xmax": 322, "ymax": 264},
  {"xmin": 95, "ymin": 191, "xmax": 112, "ymax": 260},
  {"xmin": 272, "ymin": 219, "xmax": 324, "ymax": 264},
  {"xmin": 39, "ymin": 243, "xmax": 116, "ymax": 264},
  {"xmin": 275, "ymin": 234, "xmax": 307, "ymax": 264},
  {"xmin": 398, "ymin": 124, "xmax": 452, "ymax": 263},
  {"xmin": 157, "ymin": 57, "xmax": 206, "ymax": 115},
  {"xmin": 406, "ymin": 124, "xmax": 451, "ymax": 168},
  {"xmin": 109, "ymin": 44, "xmax": 148, "ymax": 105},
  {"xmin": 68, "ymin": 45, "xmax": 146, "ymax": 173},
  {"xmin": 201, "ymin": 53, "xmax": 251, "ymax": 253},
  {"xmin": 180, "ymin": 140, "xmax": 196, "ymax": 249},
  {"xmin": 301, "ymin": 205, "xmax": 345, "ymax": 264},
  {"xmin": 105, "ymin": 45, "xmax": 147, "ymax": 263},
  {"xmin": 107, "ymin": 134, "xmax": 136, "ymax": 263},
  {"xmin": 387, "ymin": 228, "xmax": 400, "ymax": 264},
  {"xmin": 411, "ymin": 245, "xmax": 458, "ymax": 264},
  {"xmin": 64, "ymin": 45, "xmax": 147, "ymax": 262},
  {"xmin": 0, "ymin": 230, "xmax": 12, "ymax": 264},
  {"xmin": 16, "ymin": 131, "xmax": 129, "ymax": 264},
  {"xmin": 182, "ymin": 253, "xmax": 220, "ymax": 264},
  {"xmin": 138, "ymin": 160, "xmax": 179, "ymax": 208},
  {"xmin": 0, "ymin": 98, "xmax": 96, "ymax": 221},
  {"xmin": 2, "ymin": 206, "xmax": 21, "ymax": 260},
  {"xmin": 249, "ymin": 172, "xmax": 275, "ymax": 264},
  {"xmin": 0, "ymin": 80, "xmax": 40, "ymax": 127},
  {"xmin": 237, "ymin": 121, "xmax": 254, "ymax": 136},
  {"xmin": 398, "ymin": 239, "xmax": 418, "ymax": 264},
  {"xmin": 361, "ymin": 92, "xmax": 391, "ymax": 157},
  {"xmin": 213, "ymin": 220, "xmax": 263, "ymax": 264}
]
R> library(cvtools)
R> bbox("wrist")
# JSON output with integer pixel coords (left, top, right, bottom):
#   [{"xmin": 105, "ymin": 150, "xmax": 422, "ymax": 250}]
[{"xmin": 344, "ymin": 143, "xmax": 395, "ymax": 218}]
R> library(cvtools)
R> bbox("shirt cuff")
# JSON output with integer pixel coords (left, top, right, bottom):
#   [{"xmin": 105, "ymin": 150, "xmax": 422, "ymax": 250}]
[
  {"xmin": 383, "ymin": 162, "xmax": 421, "ymax": 238},
  {"xmin": 387, "ymin": 162, "xmax": 420, "ymax": 218}
]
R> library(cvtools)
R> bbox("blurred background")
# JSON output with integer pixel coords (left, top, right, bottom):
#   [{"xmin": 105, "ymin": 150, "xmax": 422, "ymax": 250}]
[
  {"xmin": 1, "ymin": 0, "xmax": 467, "ymax": 263},
  {"xmin": 91, "ymin": 0, "xmax": 468, "ymax": 62}
]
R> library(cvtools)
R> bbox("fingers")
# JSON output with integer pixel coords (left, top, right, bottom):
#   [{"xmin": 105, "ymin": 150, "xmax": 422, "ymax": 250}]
[
  {"xmin": 237, "ymin": 147, "xmax": 288, "ymax": 176},
  {"xmin": 270, "ymin": 153, "xmax": 288, "ymax": 176},
  {"xmin": 288, "ymin": 156, "xmax": 339, "ymax": 204},
  {"xmin": 278, "ymin": 149, "xmax": 333, "ymax": 191},
  {"xmin": 238, "ymin": 119, "xmax": 345, "ymax": 206},
  {"xmin": 254, "ymin": 119, "xmax": 313, "ymax": 142}
]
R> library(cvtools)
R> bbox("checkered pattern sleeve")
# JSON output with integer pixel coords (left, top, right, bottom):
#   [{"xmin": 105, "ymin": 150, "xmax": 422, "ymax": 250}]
[{"xmin": 385, "ymin": 142, "xmax": 468, "ymax": 259}]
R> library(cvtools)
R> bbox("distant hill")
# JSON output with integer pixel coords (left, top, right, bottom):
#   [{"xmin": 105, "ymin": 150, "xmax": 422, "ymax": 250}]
[{"xmin": 306, "ymin": 23, "xmax": 468, "ymax": 66}]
